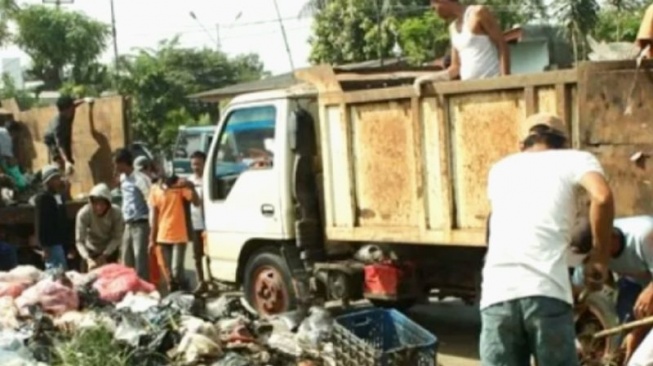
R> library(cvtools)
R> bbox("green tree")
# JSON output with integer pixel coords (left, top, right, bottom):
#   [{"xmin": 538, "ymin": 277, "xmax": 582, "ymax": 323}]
[
  {"xmin": 117, "ymin": 37, "xmax": 267, "ymax": 151},
  {"xmin": 0, "ymin": 73, "xmax": 37, "ymax": 110},
  {"xmin": 593, "ymin": 0, "xmax": 648, "ymax": 42},
  {"xmin": 13, "ymin": 5, "xmax": 110, "ymax": 90},
  {"xmin": 552, "ymin": 0, "xmax": 600, "ymax": 61},
  {"xmin": 397, "ymin": 11, "xmax": 449, "ymax": 65}
]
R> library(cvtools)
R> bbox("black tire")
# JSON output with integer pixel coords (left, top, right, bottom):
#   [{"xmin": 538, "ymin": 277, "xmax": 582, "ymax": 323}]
[{"xmin": 243, "ymin": 248, "xmax": 297, "ymax": 316}]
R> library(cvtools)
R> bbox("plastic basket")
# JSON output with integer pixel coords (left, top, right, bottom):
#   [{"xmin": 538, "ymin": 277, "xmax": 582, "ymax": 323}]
[{"xmin": 332, "ymin": 308, "xmax": 438, "ymax": 366}]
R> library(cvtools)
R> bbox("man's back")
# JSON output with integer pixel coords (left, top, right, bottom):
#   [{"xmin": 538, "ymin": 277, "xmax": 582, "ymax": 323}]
[
  {"xmin": 610, "ymin": 216, "xmax": 653, "ymax": 283},
  {"xmin": 150, "ymin": 184, "xmax": 193, "ymax": 244},
  {"xmin": 483, "ymin": 149, "xmax": 604, "ymax": 308}
]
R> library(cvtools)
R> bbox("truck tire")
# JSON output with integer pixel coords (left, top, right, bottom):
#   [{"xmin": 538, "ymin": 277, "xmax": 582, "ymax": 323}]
[
  {"xmin": 575, "ymin": 291, "xmax": 621, "ymax": 364},
  {"xmin": 243, "ymin": 249, "xmax": 297, "ymax": 316}
]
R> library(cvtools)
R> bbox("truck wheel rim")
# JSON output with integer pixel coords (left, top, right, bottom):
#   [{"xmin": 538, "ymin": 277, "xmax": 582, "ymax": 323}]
[
  {"xmin": 576, "ymin": 306, "xmax": 617, "ymax": 364},
  {"xmin": 253, "ymin": 265, "xmax": 287, "ymax": 315}
]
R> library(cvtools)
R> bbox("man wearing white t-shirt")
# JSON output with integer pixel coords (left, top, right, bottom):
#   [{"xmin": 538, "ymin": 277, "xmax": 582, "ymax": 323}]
[
  {"xmin": 481, "ymin": 113, "xmax": 614, "ymax": 365},
  {"xmin": 189, "ymin": 150, "xmax": 208, "ymax": 293}
]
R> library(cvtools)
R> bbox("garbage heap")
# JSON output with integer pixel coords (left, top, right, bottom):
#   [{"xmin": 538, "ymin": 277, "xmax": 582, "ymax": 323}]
[{"xmin": 0, "ymin": 264, "xmax": 335, "ymax": 366}]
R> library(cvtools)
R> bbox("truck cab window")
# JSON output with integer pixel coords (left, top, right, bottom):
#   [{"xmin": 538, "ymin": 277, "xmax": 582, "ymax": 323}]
[
  {"xmin": 175, "ymin": 132, "xmax": 202, "ymax": 159},
  {"xmin": 212, "ymin": 106, "xmax": 276, "ymax": 200}
]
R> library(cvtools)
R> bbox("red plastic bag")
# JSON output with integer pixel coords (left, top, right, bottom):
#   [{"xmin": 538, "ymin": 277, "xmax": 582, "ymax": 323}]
[
  {"xmin": 0, "ymin": 281, "xmax": 27, "ymax": 298},
  {"xmin": 92, "ymin": 264, "xmax": 156, "ymax": 303},
  {"xmin": 364, "ymin": 263, "xmax": 402, "ymax": 297}
]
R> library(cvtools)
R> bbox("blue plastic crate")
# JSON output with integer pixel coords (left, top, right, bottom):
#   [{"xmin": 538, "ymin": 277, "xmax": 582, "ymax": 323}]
[{"xmin": 332, "ymin": 308, "xmax": 438, "ymax": 366}]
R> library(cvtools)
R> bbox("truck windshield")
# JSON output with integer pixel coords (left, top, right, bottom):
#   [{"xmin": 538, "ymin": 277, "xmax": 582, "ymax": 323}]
[{"xmin": 174, "ymin": 132, "xmax": 203, "ymax": 159}]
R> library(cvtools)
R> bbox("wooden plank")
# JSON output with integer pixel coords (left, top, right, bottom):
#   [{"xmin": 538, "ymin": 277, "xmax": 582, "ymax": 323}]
[
  {"xmin": 411, "ymin": 97, "xmax": 427, "ymax": 230},
  {"xmin": 336, "ymin": 71, "xmax": 438, "ymax": 82},
  {"xmin": 326, "ymin": 226, "xmax": 487, "ymax": 247},
  {"xmin": 295, "ymin": 65, "xmax": 342, "ymax": 94},
  {"xmin": 430, "ymin": 70, "xmax": 577, "ymax": 96},
  {"xmin": 437, "ymin": 96, "xmax": 455, "ymax": 232},
  {"xmin": 524, "ymin": 87, "xmax": 537, "ymax": 116},
  {"xmin": 555, "ymin": 84, "xmax": 571, "ymax": 125},
  {"xmin": 421, "ymin": 97, "xmax": 447, "ymax": 231}
]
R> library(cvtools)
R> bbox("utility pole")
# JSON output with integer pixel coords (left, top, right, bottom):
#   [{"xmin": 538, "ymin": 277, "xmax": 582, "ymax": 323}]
[
  {"xmin": 273, "ymin": 0, "xmax": 294, "ymax": 71},
  {"xmin": 110, "ymin": 0, "xmax": 119, "ymax": 86},
  {"xmin": 216, "ymin": 24, "xmax": 221, "ymax": 51}
]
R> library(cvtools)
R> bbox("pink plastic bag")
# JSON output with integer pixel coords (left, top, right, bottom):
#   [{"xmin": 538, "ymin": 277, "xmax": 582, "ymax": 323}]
[
  {"xmin": 0, "ymin": 281, "xmax": 27, "ymax": 298},
  {"xmin": 15, "ymin": 278, "xmax": 79, "ymax": 316},
  {"xmin": 92, "ymin": 264, "xmax": 155, "ymax": 303}
]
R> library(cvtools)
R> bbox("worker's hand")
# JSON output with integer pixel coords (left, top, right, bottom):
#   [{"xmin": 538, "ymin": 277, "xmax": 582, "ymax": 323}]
[
  {"xmin": 148, "ymin": 240, "xmax": 156, "ymax": 251},
  {"xmin": 413, "ymin": 76, "xmax": 427, "ymax": 96},
  {"xmin": 634, "ymin": 285, "xmax": 653, "ymax": 319}
]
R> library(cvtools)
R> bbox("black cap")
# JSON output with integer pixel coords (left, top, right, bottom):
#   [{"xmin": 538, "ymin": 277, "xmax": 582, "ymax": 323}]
[{"xmin": 56, "ymin": 95, "xmax": 75, "ymax": 111}]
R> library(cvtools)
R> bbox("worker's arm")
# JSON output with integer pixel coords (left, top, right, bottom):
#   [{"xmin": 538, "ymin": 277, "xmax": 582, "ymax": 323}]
[
  {"xmin": 74, "ymin": 207, "xmax": 91, "ymax": 261},
  {"xmin": 447, "ymin": 46, "xmax": 461, "ymax": 80},
  {"xmin": 478, "ymin": 6, "xmax": 510, "ymax": 76},
  {"xmin": 579, "ymin": 172, "xmax": 614, "ymax": 263},
  {"xmin": 182, "ymin": 181, "xmax": 201, "ymax": 207},
  {"xmin": 103, "ymin": 209, "xmax": 124, "ymax": 257},
  {"xmin": 633, "ymin": 227, "xmax": 653, "ymax": 318}
]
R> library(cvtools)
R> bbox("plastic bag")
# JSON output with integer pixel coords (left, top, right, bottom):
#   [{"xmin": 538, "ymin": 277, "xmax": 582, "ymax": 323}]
[
  {"xmin": 0, "ymin": 329, "xmax": 41, "ymax": 366},
  {"xmin": 0, "ymin": 282, "xmax": 27, "ymax": 299},
  {"xmin": 212, "ymin": 352, "xmax": 250, "ymax": 366},
  {"xmin": 116, "ymin": 292, "xmax": 159, "ymax": 313},
  {"xmin": 15, "ymin": 278, "xmax": 79, "ymax": 316},
  {"xmin": 0, "ymin": 266, "xmax": 43, "ymax": 285},
  {"xmin": 0, "ymin": 297, "xmax": 19, "ymax": 329},
  {"xmin": 295, "ymin": 307, "xmax": 333, "ymax": 353},
  {"xmin": 175, "ymin": 333, "xmax": 222, "ymax": 364},
  {"xmin": 179, "ymin": 316, "xmax": 220, "ymax": 342},
  {"xmin": 161, "ymin": 292, "xmax": 199, "ymax": 315},
  {"xmin": 92, "ymin": 264, "xmax": 156, "ymax": 303},
  {"xmin": 65, "ymin": 271, "xmax": 97, "ymax": 288}
]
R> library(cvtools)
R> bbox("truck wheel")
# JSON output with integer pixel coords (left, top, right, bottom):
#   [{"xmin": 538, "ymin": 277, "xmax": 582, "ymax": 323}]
[
  {"xmin": 243, "ymin": 249, "xmax": 297, "ymax": 316},
  {"xmin": 575, "ymin": 292, "xmax": 621, "ymax": 364}
]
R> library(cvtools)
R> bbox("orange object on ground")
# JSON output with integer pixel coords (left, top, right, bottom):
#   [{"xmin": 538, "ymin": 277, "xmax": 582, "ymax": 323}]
[{"xmin": 148, "ymin": 246, "xmax": 161, "ymax": 285}]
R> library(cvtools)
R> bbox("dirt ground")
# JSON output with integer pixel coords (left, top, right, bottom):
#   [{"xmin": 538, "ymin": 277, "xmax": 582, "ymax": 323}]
[{"xmin": 407, "ymin": 299, "xmax": 481, "ymax": 366}]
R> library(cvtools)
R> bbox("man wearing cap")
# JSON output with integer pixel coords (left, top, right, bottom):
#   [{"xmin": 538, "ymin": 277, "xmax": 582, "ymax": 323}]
[
  {"xmin": 75, "ymin": 183, "xmax": 124, "ymax": 271},
  {"xmin": 43, "ymin": 95, "xmax": 88, "ymax": 174},
  {"xmin": 480, "ymin": 113, "xmax": 615, "ymax": 365},
  {"xmin": 34, "ymin": 165, "xmax": 70, "ymax": 270}
]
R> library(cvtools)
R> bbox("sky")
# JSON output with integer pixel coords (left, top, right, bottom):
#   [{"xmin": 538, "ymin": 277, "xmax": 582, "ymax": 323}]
[{"xmin": 2, "ymin": 0, "xmax": 314, "ymax": 77}]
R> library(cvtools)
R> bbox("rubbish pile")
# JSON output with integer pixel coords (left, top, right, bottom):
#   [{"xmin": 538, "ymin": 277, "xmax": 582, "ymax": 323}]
[{"xmin": 0, "ymin": 264, "xmax": 336, "ymax": 366}]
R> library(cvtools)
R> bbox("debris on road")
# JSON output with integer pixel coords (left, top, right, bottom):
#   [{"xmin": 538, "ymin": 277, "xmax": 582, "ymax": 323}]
[{"xmin": 0, "ymin": 264, "xmax": 344, "ymax": 366}]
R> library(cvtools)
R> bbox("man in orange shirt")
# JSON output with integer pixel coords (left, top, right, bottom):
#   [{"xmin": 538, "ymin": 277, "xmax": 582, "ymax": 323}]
[{"xmin": 149, "ymin": 174, "xmax": 200, "ymax": 291}]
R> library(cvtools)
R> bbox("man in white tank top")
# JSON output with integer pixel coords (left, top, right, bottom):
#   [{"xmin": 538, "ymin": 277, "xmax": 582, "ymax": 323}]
[
  {"xmin": 414, "ymin": 0, "xmax": 510, "ymax": 93},
  {"xmin": 482, "ymin": 113, "xmax": 614, "ymax": 365}
]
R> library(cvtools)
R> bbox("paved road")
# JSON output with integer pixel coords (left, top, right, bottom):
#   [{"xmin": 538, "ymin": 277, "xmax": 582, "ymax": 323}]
[{"xmin": 182, "ymin": 250, "xmax": 481, "ymax": 365}]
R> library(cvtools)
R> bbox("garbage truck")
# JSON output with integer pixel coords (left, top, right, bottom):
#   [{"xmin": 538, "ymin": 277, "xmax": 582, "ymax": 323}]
[{"xmin": 202, "ymin": 61, "xmax": 653, "ymax": 357}]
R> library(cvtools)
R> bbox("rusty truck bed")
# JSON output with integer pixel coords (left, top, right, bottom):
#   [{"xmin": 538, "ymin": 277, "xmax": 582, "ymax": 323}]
[{"xmin": 296, "ymin": 61, "xmax": 653, "ymax": 247}]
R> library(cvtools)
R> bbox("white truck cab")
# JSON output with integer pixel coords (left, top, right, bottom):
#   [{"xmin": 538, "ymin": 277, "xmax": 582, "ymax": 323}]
[{"xmin": 203, "ymin": 86, "xmax": 320, "ymax": 314}]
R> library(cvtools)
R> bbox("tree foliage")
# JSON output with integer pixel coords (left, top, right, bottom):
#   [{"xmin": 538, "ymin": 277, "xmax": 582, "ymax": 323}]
[
  {"xmin": 117, "ymin": 37, "xmax": 267, "ymax": 151},
  {"xmin": 308, "ymin": 0, "xmax": 548, "ymax": 65},
  {"xmin": 13, "ymin": 5, "xmax": 110, "ymax": 90}
]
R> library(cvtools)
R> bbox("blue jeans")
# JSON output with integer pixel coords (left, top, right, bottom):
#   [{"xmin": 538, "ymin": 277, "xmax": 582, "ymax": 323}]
[
  {"xmin": 43, "ymin": 245, "xmax": 67, "ymax": 271},
  {"xmin": 480, "ymin": 296, "xmax": 579, "ymax": 366},
  {"xmin": 616, "ymin": 277, "xmax": 643, "ymax": 323}
]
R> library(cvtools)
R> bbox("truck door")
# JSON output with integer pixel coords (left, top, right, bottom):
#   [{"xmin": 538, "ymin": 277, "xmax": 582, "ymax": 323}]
[{"xmin": 204, "ymin": 104, "xmax": 285, "ymax": 281}]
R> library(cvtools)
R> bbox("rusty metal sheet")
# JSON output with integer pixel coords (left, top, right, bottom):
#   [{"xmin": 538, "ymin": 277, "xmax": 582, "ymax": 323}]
[
  {"xmin": 449, "ymin": 91, "xmax": 524, "ymax": 229},
  {"xmin": 579, "ymin": 69, "xmax": 653, "ymax": 145},
  {"xmin": 587, "ymin": 145, "xmax": 653, "ymax": 217},
  {"xmin": 350, "ymin": 101, "xmax": 420, "ymax": 227}
]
